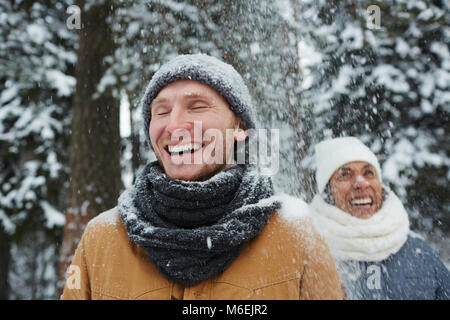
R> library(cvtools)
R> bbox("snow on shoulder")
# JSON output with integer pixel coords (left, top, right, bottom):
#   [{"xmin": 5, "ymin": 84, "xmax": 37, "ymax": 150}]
[
  {"xmin": 276, "ymin": 193, "xmax": 310, "ymax": 221},
  {"xmin": 87, "ymin": 207, "xmax": 120, "ymax": 229}
]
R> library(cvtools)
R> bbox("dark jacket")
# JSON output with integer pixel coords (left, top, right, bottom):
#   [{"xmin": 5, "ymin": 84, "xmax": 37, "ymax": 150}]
[{"xmin": 339, "ymin": 235, "xmax": 450, "ymax": 300}]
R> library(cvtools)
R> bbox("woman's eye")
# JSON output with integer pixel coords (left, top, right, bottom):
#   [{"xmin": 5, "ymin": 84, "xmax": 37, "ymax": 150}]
[
  {"xmin": 338, "ymin": 172, "xmax": 350, "ymax": 179},
  {"xmin": 364, "ymin": 170, "xmax": 374, "ymax": 176}
]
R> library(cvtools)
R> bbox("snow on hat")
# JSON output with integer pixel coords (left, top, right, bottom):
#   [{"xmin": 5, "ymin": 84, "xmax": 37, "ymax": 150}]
[
  {"xmin": 315, "ymin": 137, "xmax": 382, "ymax": 194},
  {"xmin": 141, "ymin": 53, "xmax": 256, "ymax": 146}
]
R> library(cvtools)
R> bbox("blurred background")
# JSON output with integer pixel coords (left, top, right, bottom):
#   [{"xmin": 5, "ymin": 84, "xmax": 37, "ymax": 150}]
[{"xmin": 0, "ymin": 0, "xmax": 448, "ymax": 299}]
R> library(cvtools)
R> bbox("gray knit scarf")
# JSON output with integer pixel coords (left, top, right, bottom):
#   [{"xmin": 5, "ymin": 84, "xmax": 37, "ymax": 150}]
[{"xmin": 117, "ymin": 161, "xmax": 280, "ymax": 286}]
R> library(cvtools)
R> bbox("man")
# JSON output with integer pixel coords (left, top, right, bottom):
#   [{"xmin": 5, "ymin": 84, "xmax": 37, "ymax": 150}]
[
  {"xmin": 309, "ymin": 136, "xmax": 450, "ymax": 299},
  {"xmin": 61, "ymin": 54, "xmax": 344, "ymax": 300}
]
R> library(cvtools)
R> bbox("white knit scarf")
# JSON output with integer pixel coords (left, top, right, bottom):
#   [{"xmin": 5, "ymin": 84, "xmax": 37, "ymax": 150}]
[{"xmin": 310, "ymin": 191, "xmax": 410, "ymax": 262}]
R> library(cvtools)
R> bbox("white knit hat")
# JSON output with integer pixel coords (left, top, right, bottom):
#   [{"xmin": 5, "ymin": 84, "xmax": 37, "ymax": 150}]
[{"xmin": 314, "ymin": 137, "xmax": 382, "ymax": 194}]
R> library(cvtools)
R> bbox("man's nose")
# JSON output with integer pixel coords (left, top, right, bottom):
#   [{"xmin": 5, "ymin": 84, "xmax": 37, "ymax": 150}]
[
  {"xmin": 166, "ymin": 108, "xmax": 192, "ymax": 135},
  {"xmin": 353, "ymin": 175, "xmax": 369, "ymax": 189}
]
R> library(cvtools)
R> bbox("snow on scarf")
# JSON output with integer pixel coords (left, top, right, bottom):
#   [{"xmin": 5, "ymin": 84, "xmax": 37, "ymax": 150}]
[
  {"xmin": 117, "ymin": 161, "xmax": 280, "ymax": 286},
  {"xmin": 310, "ymin": 191, "xmax": 409, "ymax": 262}
]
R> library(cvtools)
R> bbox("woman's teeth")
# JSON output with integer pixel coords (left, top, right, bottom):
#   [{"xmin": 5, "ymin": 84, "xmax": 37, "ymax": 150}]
[{"xmin": 350, "ymin": 198, "xmax": 373, "ymax": 206}]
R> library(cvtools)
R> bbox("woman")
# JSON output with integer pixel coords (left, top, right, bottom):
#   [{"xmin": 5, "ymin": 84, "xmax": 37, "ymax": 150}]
[{"xmin": 309, "ymin": 136, "xmax": 450, "ymax": 300}]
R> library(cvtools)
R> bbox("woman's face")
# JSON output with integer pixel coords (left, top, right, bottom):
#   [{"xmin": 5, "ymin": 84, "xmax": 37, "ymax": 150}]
[{"xmin": 329, "ymin": 161, "xmax": 383, "ymax": 219}]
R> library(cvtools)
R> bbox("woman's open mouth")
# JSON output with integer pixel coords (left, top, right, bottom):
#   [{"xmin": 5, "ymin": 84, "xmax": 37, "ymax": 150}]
[{"xmin": 349, "ymin": 197, "xmax": 373, "ymax": 207}]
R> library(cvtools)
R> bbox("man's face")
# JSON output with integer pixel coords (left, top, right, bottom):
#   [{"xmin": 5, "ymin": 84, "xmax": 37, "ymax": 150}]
[
  {"xmin": 149, "ymin": 80, "xmax": 246, "ymax": 181},
  {"xmin": 329, "ymin": 161, "xmax": 382, "ymax": 219}
]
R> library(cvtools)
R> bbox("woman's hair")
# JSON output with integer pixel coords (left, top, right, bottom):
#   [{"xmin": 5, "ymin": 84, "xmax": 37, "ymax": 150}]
[{"xmin": 322, "ymin": 183, "xmax": 336, "ymax": 206}]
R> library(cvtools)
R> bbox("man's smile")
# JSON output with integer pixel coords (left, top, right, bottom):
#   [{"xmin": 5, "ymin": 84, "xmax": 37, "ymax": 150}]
[{"xmin": 165, "ymin": 142, "xmax": 203, "ymax": 156}]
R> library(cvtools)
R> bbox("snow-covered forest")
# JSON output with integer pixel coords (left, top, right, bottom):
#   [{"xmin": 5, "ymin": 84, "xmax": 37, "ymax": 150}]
[{"xmin": 0, "ymin": 0, "xmax": 448, "ymax": 299}]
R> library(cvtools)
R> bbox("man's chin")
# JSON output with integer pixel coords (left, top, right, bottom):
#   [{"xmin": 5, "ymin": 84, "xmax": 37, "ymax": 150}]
[{"xmin": 162, "ymin": 163, "xmax": 227, "ymax": 181}]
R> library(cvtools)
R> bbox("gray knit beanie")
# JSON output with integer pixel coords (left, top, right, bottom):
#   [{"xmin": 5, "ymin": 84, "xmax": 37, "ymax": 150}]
[{"xmin": 141, "ymin": 54, "xmax": 256, "ymax": 146}]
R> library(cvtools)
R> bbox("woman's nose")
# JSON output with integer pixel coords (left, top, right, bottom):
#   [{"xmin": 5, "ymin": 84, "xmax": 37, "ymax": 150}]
[{"xmin": 353, "ymin": 175, "xmax": 369, "ymax": 189}]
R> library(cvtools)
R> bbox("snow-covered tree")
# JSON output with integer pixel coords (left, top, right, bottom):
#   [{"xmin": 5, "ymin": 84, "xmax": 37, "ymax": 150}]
[
  {"xmin": 108, "ymin": 0, "xmax": 310, "ymax": 195},
  {"xmin": 298, "ymin": 0, "xmax": 449, "ymax": 262},
  {"xmin": 58, "ymin": 0, "xmax": 124, "ymax": 292},
  {"xmin": 0, "ymin": 0, "xmax": 76, "ymax": 298}
]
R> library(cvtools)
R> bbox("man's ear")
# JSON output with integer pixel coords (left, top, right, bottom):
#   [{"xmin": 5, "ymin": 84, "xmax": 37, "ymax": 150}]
[{"xmin": 234, "ymin": 119, "xmax": 248, "ymax": 142}]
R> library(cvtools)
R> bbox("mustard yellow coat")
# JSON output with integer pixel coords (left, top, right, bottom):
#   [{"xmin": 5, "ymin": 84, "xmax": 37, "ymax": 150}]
[{"xmin": 61, "ymin": 208, "xmax": 344, "ymax": 300}]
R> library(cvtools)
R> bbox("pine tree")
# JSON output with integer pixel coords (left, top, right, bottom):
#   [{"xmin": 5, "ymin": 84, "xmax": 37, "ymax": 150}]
[
  {"xmin": 0, "ymin": 0, "xmax": 77, "ymax": 299},
  {"xmin": 109, "ymin": 0, "xmax": 310, "ymax": 195},
  {"xmin": 58, "ymin": 0, "xmax": 123, "ymax": 292},
  {"xmin": 302, "ymin": 0, "xmax": 449, "ymax": 260}
]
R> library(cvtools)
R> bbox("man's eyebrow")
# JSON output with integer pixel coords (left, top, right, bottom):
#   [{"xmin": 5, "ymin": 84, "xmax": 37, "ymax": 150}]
[
  {"xmin": 151, "ymin": 97, "xmax": 168, "ymax": 106},
  {"xmin": 362, "ymin": 164, "xmax": 373, "ymax": 169},
  {"xmin": 182, "ymin": 92, "xmax": 212, "ymax": 100},
  {"xmin": 152, "ymin": 92, "xmax": 212, "ymax": 106},
  {"xmin": 339, "ymin": 167, "xmax": 351, "ymax": 171}
]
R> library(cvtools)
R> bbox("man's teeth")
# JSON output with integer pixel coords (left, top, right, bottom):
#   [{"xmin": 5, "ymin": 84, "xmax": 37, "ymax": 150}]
[
  {"xmin": 350, "ymin": 198, "xmax": 373, "ymax": 206},
  {"xmin": 168, "ymin": 143, "xmax": 201, "ymax": 154}
]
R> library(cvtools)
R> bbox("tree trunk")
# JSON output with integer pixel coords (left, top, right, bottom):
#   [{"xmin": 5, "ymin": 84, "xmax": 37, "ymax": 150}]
[
  {"xmin": 279, "ymin": 2, "xmax": 314, "ymax": 200},
  {"xmin": 0, "ymin": 227, "xmax": 11, "ymax": 300},
  {"xmin": 58, "ymin": 1, "xmax": 122, "ymax": 294},
  {"xmin": 128, "ymin": 91, "xmax": 141, "ymax": 183}
]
